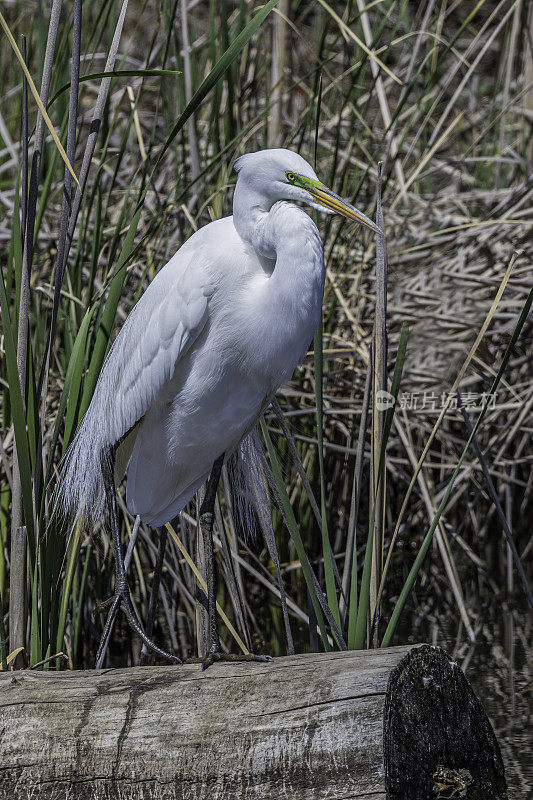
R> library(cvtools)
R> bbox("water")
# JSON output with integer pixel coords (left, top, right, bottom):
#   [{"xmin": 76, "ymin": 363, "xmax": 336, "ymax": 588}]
[
  {"xmin": 464, "ymin": 606, "xmax": 532, "ymax": 798},
  {"xmin": 402, "ymin": 598, "xmax": 532, "ymax": 798}
]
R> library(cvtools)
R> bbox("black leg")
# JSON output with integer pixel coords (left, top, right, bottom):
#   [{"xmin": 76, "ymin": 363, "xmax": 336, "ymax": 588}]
[
  {"xmin": 200, "ymin": 453, "xmax": 225, "ymax": 658},
  {"xmin": 96, "ymin": 449, "xmax": 181, "ymax": 666},
  {"xmin": 190, "ymin": 453, "xmax": 273, "ymax": 670},
  {"xmin": 140, "ymin": 527, "xmax": 168, "ymax": 666}
]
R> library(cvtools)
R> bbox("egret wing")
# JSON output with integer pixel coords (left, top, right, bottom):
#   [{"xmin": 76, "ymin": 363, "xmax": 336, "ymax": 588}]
[
  {"xmin": 101, "ymin": 248, "xmax": 214, "ymax": 446},
  {"xmin": 58, "ymin": 218, "xmax": 225, "ymax": 525}
]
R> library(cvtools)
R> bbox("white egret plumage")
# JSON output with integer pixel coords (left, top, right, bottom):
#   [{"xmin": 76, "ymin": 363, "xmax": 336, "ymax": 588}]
[{"xmin": 58, "ymin": 148, "xmax": 380, "ymax": 665}]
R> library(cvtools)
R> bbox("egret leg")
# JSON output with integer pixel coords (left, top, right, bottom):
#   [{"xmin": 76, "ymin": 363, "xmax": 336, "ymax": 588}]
[
  {"xmin": 191, "ymin": 453, "xmax": 272, "ymax": 670},
  {"xmin": 140, "ymin": 527, "xmax": 168, "ymax": 666},
  {"xmin": 96, "ymin": 449, "xmax": 181, "ymax": 666}
]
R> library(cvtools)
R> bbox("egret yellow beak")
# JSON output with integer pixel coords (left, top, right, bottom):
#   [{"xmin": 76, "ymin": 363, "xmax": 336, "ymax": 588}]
[
  {"xmin": 307, "ymin": 184, "xmax": 382, "ymax": 235},
  {"xmin": 286, "ymin": 171, "xmax": 382, "ymax": 235}
]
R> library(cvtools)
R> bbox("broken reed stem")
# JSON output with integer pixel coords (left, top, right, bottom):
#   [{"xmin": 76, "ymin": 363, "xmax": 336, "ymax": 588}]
[
  {"xmin": 369, "ymin": 162, "xmax": 387, "ymax": 644},
  {"xmin": 8, "ymin": 526, "xmax": 27, "ymax": 668}
]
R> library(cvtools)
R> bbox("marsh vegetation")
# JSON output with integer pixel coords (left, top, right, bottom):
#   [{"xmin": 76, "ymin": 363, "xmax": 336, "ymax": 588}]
[{"xmin": 0, "ymin": 0, "xmax": 531, "ymax": 793}]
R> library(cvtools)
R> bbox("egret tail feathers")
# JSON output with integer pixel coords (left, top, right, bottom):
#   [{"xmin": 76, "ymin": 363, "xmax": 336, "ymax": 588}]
[
  {"xmin": 55, "ymin": 398, "xmax": 111, "ymax": 528},
  {"xmin": 226, "ymin": 428, "xmax": 271, "ymax": 543}
]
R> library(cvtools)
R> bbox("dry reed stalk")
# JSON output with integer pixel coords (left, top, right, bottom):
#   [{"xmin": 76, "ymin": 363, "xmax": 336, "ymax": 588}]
[
  {"xmin": 180, "ymin": 0, "xmax": 200, "ymax": 181},
  {"xmin": 214, "ymin": 500, "xmax": 252, "ymax": 653},
  {"xmin": 165, "ymin": 522, "xmax": 249, "ymax": 655},
  {"xmin": 428, "ymin": 4, "xmax": 517, "ymax": 150},
  {"xmin": 37, "ymin": 0, "xmax": 129, "ymax": 418},
  {"xmin": 458, "ymin": 398, "xmax": 533, "ymax": 610},
  {"xmin": 140, "ymin": 527, "xmax": 168, "ymax": 665},
  {"xmin": 9, "ymin": 32, "xmax": 30, "ymax": 669},
  {"xmin": 369, "ymin": 163, "xmax": 387, "ymax": 642},
  {"xmin": 34, "ymin": 0, "xmax": 82, "ymax": 506},
  {"xmin": 496, "ymin": 0, "xmax": 522, "ymax": 187},
  {"xmin": 270, "ymin": 0, "xmax": 289, "ymax": 147},
  {"xmin": 381, "ymin": 0, "xmax": 437, "ymax": 188},
  {"xmin": 355, "ymin": 0, "xmax": 405, "ymax": 192},
  {"xmin": 390, "ymin": 417, "xmax": 476, "ymax": 643},
  {"xmin": 221, "ymin": 466, "xmax": 248, "ymax": 629}
]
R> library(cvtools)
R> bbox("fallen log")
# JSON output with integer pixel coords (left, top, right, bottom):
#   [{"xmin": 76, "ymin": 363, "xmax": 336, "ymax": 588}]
[{"xmin": 0, "ymin": 644, "xmax": 506, "ymax": 799}]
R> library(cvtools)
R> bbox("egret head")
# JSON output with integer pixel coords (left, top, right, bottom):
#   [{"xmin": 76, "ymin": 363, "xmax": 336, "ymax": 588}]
[{"xmin": 234, "ymin": 148, "xmax": 381, "ymax": 235}]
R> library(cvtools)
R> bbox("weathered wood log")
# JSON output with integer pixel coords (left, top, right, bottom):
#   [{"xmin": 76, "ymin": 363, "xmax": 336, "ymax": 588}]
[{"xmin": 0, "ymin": 644, "xmax": 506, "ymax": 800}]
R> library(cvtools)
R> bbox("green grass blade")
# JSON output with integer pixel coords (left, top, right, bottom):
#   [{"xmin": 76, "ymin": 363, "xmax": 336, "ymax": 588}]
[
  {"xmin": 0, "ymin": 269, "xmax": 35, "ymax": 548},
  {"xmin": 261, "ymin": 421, "xmax": 331, "ymax": 650},
  {"xmin": 34, "ymin": 115, "xmax": 67, "ymax": 245},
  {"xmin": 62, "ymin": 305, "xmax": 99, "ymax": 452},
  {"xmin": 30, "ymin": 555, "xmax": 41, "ymax": 664},
  {"xmin": 313, "ymin": 321, "xmax": 340, "ymax": 628},
  {"xmin": 351, "ymin": 322, "xmax": 409, "ymax": 649},
  {"xmin": 39, "ymin": 305, "xmax": 97, "ymax": 522},
  {"xmin": 55, "ymin": 519, "xmax": 81, "ymax": 665},
  {"xmin": 25, "ymin": 338, "xmax": 38, "ymax": 470},
  {"xmin": 48, "ymin": 68, "xmax": 181, "ymax": 106},
  {"xmin": 10, "ymin": 174, "xmax": 23, "ymax": 324},
  {"xmin": 344, "ymin": 355, "xmax": 372, "ymax": 634},
  {"xmin": 71, "ymin": 542, "xmax": 92, "ymax": 664}
]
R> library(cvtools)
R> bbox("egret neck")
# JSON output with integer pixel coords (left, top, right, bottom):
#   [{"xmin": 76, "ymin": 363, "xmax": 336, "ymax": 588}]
[{"xmin": 233, "ymin": 180, "xmax": 325, "ymax": 337}]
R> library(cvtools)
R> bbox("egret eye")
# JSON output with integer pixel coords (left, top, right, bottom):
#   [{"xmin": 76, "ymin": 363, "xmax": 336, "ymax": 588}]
[{"xmin": 286, "ymin": 171, "xmax": 295, "ymax": 182}]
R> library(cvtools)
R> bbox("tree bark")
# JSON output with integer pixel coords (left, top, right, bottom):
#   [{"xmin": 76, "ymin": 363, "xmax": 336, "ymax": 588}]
[{"xmin": 0, "ymin": 645, "xmax": 506, "ymax": 799}]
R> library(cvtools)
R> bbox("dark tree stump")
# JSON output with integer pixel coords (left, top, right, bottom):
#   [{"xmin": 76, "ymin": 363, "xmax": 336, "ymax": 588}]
[{"xmin": 384, "ymin": 644, "xmax": 507, "ymax": 799}]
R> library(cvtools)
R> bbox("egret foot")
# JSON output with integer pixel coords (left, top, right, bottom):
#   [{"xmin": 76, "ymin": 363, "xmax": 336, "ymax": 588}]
[
  {"xmin": 95, "ymin": 580, "xmax": 182, "ymax": 666},
  {"xmin": 186, "ymin": 652, "xmax": 273, "ymax": 670}
]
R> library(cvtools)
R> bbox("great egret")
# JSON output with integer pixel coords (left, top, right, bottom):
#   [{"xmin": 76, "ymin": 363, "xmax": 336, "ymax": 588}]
[{"xmin": 59, "ymin": 148, "xmax": 381, "ymax": 666}]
